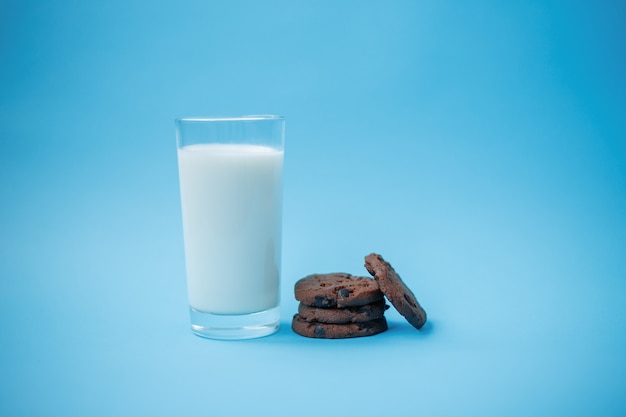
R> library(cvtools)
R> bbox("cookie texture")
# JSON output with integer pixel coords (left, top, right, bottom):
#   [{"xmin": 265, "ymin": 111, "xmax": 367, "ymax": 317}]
[
  {"xmin": 297, "ymin": 300, "xmax": 388, "ymax": 324},
  {"xmin": 364, "ymin": 253, "xmax": 427, "ymax": 330},
  {"xmin": 291, "ymin": 314, "xmax": 388, "ymax": 339},
  {"xmin": 294, "ymin": 273, "xmax": 384, "ymax": 308}
]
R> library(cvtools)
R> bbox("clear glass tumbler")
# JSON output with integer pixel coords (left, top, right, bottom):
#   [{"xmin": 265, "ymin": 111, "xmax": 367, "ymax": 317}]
[{"xmin": 175, "ymin": 115, "xmax": 285, "ymax": 339}]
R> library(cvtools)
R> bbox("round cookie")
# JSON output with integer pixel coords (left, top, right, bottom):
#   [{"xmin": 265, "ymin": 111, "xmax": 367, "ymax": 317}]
[
  {"xmin": 291, "ymin": 314, "xmax": 388, "ymax": 339},
  {"xmin": 364, "ymin": 253, "xmax": 427, "ymax": 330},
  {"xmin": 294, "ymin": 273, "xmax": 384, "ymax": 308},
  {"xmin": 298, "ymin": 300, "xmax": 388, "ymax": 324}
]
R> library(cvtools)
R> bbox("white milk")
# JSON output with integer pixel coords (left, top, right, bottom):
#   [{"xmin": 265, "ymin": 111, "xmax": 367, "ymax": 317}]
[{"xmin": 177, "ymin": 143, "xmax": 283, "ymax": 314}]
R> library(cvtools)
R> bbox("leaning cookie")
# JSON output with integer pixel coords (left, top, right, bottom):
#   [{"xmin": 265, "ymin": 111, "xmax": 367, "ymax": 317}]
[
  {"xmin": 298, "ymin": 300, "xmax": 388, "ymax": 324},
  {"xmin": 291, "ymin": 314, "xmax": 388, "ymax": 339},
  {"xmin": 294, "ymin": 273, "xmax": 384, "ymax": 308},
  {"xmin": 364, "ymin": 253, "xmax": 427, "ymax": 330}
]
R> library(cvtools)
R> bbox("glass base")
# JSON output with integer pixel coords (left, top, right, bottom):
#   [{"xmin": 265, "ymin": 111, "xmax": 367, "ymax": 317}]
[{"xmin": 189, "ymin": 306, "xmax": 280, "ymax": 340}]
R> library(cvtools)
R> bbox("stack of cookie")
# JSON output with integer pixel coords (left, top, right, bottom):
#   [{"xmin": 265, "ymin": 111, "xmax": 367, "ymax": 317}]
[
  {"xmin": 292, "ymin": 273, "xmax": 389, "ymax": 338},
  {"xmin": 291, "ymin": 253, "xmax": 428, "ymax": 339}
]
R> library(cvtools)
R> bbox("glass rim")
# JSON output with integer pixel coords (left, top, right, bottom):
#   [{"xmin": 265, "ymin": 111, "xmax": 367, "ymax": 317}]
[{"xmin": 176, "ymin": 115, "xmax": 284, "ymax": 123}]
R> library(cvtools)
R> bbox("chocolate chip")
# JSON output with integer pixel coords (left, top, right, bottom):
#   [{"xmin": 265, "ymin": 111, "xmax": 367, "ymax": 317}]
[
  {"xmin": 314, "ymin": 295, "xmax": 331, "ymax": 307},
  {"xmin": 314, "ymin": 325, "xmax": 325, "ymax": 337},
  {"xmin": 404, "ymin": 293, "xmax": 417, "ymax": 308}
]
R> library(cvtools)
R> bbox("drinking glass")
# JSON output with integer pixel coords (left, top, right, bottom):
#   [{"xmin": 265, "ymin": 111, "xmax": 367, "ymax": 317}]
[{"xmin": 175, "ymin": 115, "xmax": 285, "ymax": 339}]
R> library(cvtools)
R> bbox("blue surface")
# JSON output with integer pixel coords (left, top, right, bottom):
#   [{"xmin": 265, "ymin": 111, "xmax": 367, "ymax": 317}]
[{"xmin": 1, "ymin": 1, "xmax": 625, "ymax": 416}]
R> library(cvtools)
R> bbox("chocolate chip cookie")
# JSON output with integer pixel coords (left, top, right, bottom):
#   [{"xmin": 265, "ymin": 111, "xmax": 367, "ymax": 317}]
[
  {"xmin": 294, "ymin": 273, "xmax": 384, "ymax": 308},
  {"xmin": 364, "ymin": 253, "xmax": 427, "ymax": 329},
  {"xmin": 291, "ymin": 314, "xmax": 388, "ymax": 339},
  {"xmin": 297, "ymin": 300, "xmax": 388, "ymax": 324}
]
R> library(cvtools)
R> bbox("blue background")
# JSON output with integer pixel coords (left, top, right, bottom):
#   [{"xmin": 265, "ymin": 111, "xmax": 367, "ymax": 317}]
[{"xmin": 1, "ymin": 1, "xmax": 625, "ymax": 415}]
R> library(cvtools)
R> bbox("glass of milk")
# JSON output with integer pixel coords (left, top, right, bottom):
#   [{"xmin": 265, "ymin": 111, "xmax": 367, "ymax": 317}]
[{"xmin": 175, "ymin": 115, "xmax": 285, "ymax": 339}]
